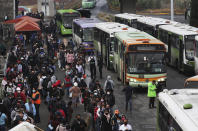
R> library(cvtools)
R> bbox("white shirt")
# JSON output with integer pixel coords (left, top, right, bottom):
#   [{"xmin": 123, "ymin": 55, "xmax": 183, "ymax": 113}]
[
  {"xmin": 119, "ymin": 124, "xmax": 132, "ymax": 131},
  {"xmin": 76, "ymin": 65, "xmax": 84, "ymax": 74}
]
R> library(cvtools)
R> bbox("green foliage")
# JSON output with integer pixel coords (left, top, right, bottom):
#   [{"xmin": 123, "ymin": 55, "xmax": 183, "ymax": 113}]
[
  {"xmin": 108, "ymin": 0, "xmax": 191, "ymax": 11},
  {"xmin": 136, "ymin": 0, "xmax": 162, "ymax": 10}
]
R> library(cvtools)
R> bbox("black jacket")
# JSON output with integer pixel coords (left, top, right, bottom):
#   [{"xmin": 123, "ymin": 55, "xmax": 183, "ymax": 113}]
[
  {"xmin": 122, "ymin": 86, "xmax": 133, "ymax": 101},
  {"xmin": 71, "ymin": 118, "xmax": 87, "ymax": 131}
]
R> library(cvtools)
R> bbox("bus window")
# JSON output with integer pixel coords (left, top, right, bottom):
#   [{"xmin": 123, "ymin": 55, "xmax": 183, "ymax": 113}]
[
  {"xmin": 195, "ymin": 40, "xmax": 198, "ymax": 57},
  {"xmin": 171, "ymin": 35, "xmax": 179, "ymax": 49},
  {"xmin": 127, "ymin": 52, "xmax": 166, "ymax": 74},
  {"xmin": 94, "ymin": 28, "xmax": 100, "ymax": 41},
  {"xmin": 110, "ymin": 38, "xmax": 115, "ymax": 52},
  {"xmin": 185, "ymin": 36, "xmax": 195, "ymax": 61},
  {"xmin": 114, "ymin": 38, "xmax": 118, "ymax": 53},
  {"xmin": 83, "ymin": 28, "xmax": 94, "ymax": 42},
  {"xmin": 158, "ymin": 102, "xmax": 183, "ymax": 131}
]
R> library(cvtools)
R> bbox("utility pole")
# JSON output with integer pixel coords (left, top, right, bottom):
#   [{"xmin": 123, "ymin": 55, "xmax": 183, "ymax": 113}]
[{"xmin": 171, "ymin": 0, "xmax": 174, "ymax": 21}]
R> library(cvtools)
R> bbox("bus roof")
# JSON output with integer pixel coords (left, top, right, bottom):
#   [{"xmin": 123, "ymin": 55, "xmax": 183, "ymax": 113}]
[
  {"xmin": 95, "ymin": 22, "xmax": 139, "ymax": 36},
  {"xmin": 57, "ymin": 9, "xmax": 79, "ymax": 14},
  {"xmin": 114, "ymin": 13, "xmax": 143, "ymax": 20},
  {"xmin": 159, "ymin": 23, "xmax": 198, "ymax": 36},
  {"xmin": 115, "ymin": 31, "xmax": 164, "ymax": 45},
  {"xmin": 73, "ymin": 18, "xmax": 100, "ymax": 28},
  {"xmin": 137, "ymin": 16, "xmax": 178, "ymax": 28},
  {"xmin": 159, "ymin": 89, "xmax": 198, "ymax": 131}
]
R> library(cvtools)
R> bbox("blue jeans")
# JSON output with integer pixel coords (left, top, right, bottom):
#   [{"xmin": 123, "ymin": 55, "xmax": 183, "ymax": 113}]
[
  {"xmin": 66, "ymin": 86, "xmax": 72, "ymax": 96},
  {"xmin": 126, "ymin": 98, "xmax": 132, "ymax": 111}
]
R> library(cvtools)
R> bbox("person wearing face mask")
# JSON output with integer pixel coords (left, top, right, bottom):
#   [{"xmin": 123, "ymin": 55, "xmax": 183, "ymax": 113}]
[
  {"xmin": 25, "ymin": 97, "xmax": 36, "ymax": 120},
  {"xmin": 111, "ymin": 110, "xmax": 121, "ymax": 131},
  {"xmin": 104, "ymin": 90, "xmax": 115, "ymax": 109},
  {"xmin": 31, "ymin": 88, "xmax": 41, "ymax": 123},
  {"xmin": 14, "ymin": 87, "xmax": 26, "ymax": 103},
  {"xmin": 119, "ymin": 119, "xmax": 132, "ymax": 131},
  {"xmin": 101, "ymin": 109, "xmax": 112, "ymax": 131}
]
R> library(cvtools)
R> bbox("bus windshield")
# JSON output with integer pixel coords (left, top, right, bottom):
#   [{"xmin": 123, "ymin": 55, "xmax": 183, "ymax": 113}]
[
  {"xmin": 127, "ymin": 52, "xmax": 166, "ymax": 74},
  {"xmin": 63, "ymin": 14, "xmax": 80, "ymax": 28},
  {"xmin": 83, "ymin": 28, "xmax": 94, "ymax": 42},
  {"xmin": 185, "ymin": 37, "xmax": 195, "ymax": 61}
]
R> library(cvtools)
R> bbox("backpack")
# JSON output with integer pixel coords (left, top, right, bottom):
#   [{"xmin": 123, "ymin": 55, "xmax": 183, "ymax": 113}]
[
  {"xmin": 42, "ymin": 77, "xmax": 50, "ymax": 89},
  {"xmin": 106, "ymin": 80, "xmax": 113, "ymax": 91}
]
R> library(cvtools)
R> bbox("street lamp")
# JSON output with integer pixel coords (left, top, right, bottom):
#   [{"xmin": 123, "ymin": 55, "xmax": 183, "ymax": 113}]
[{"xmin": 171, "ymin": 0, "xmax": 174, "ymax": 21}]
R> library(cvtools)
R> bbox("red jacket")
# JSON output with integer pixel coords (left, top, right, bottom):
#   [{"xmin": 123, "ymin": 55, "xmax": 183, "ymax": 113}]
[
  {"xmin": 64, "ymin": 77, "xmax": 72, "ymax": 88},
  {"xmin": 14, "ymin": 92, "xmax": 26, "ymax": 102}
]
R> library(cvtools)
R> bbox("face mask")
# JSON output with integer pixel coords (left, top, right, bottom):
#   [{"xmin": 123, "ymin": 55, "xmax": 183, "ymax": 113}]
[
  {"xmin": 9, "ymin": 83, "xmax": 12, "ymax": 86},
  {"xmin": 107, "ymin": 92, "xmax": 110, "ymax": 95},
  {"xmin": 32, "ymin": 90, "xmax": 36, "ymax": 93},
  {"xmin": 117, "ymin": 120, "xmax": 120, "ymax": 123},
  {"xmin": 17, "ymin": 91, "xmax": 21, "ymax": 93}
]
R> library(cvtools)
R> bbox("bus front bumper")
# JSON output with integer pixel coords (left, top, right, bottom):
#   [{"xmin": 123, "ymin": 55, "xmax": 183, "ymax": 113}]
[{"xmin": 129, "ymin": 80, "xmax": 166, "ymax": 88}]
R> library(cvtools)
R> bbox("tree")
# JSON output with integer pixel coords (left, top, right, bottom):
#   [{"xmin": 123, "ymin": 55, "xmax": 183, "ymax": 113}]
[
  {"xmin": 119, "ymin": 0, "xmax": 137, "ymax": 13},
  {"xmin": 190, "ymin": 0, "xmax": 198, "ymax": 27}
]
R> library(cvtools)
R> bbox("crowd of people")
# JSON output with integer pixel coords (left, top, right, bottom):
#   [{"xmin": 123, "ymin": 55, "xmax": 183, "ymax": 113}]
[{"xmin": 0, "ymin": 18, "xmax": 134, "ymax": 131}]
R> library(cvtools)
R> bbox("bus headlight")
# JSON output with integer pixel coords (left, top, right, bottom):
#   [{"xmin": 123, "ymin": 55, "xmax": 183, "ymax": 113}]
[
  {"xmin": 158, "ymin": 78, "xmax": 165, "ymax": 82},
  {"xmin": 130, "ymin": 78, "xmax": 137, "ymax": 82}
]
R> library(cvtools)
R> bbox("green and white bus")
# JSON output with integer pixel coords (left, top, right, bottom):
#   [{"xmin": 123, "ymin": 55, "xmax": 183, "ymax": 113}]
[
  {"xmin": 113, "ymin": 31, "xmax": 167, "ymax": 87},
  {"xmin": 157, "ymin": 89, "xmax": 198, "ymax": 131},
  {"xmin": 114, "ymin": 13, "xmax": 143, "ymax": 28},
  {"xmin": 114, "ymin": 13, "xmax": 198, "ymax": 74},
  {"xmin": 158, "ymin": 24, "xmax": 198, "ymax": 73},
  {"xmin": 94, "ymin": 22, "xmax": 138, "ymax": 70},
  {"xmin": 56, "ymin": 9, "xmax": 80, "ymax": 35},
  {"xmin": 82, "ymin": 0, "xmax": 96, "ymax": 9}
]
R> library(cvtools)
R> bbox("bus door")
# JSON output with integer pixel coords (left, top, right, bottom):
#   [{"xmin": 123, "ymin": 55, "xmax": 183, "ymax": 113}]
[{"xmin": 179, "ymin": 39, "xmax": 184, "ymax": 69}]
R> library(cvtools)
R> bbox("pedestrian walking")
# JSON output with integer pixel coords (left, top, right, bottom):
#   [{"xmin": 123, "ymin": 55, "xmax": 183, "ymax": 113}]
[
  {"xmin": 71, "ymin": 114, "xmax": 87, "ymax": 131},
  {"xmin": 32, "ymin": 88, "xmax": 41, "ymax": 123},
  {"xmin": 88, "ymin": 55, "xmax": 96, "ymax": 79},
  {"xmin": 111, "ymin": 110, "xmax": 121, "ymax": 131},
  {"xmin": 119, "ymin": 119, "xmax": 132, "ymax": 131},
  {"xmin": 101, "ymin": 109, "xmax": 112, "ymax": 131},
  {"xmin": 148, "ymin": 80, "xmax": 157, "ymax": 109},
  {"xmin": 69, "ymin": 82, "xmax": 81, "ymax": 108},
  {"xmin": 104, "ymin": 75, "xmax": 114, "ymax": 92},
  {"xmin": 122, "ymin": 84, "xmax": 133, "ymax": 112}
]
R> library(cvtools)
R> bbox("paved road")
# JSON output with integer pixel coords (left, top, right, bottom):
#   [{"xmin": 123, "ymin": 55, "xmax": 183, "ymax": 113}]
[{"xmin": 36, "ymin": 1, "xmax": 191, "ymax": 131}]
